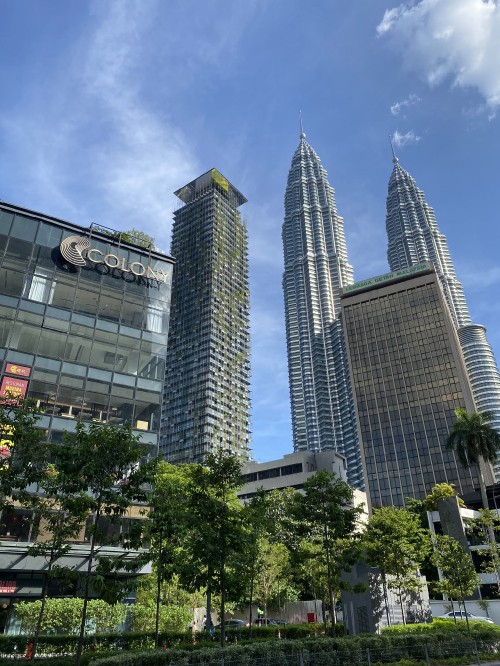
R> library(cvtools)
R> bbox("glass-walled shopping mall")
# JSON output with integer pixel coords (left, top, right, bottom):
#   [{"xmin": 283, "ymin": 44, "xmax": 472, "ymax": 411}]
[{"xmin": 0, "ymin": 201, "xmax": 174, "ymax": 452}]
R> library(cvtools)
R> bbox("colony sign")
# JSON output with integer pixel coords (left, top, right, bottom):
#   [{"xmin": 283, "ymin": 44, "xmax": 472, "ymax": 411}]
[{"xmin": 60, "ymin": 236, "xmax": 169, "ymax": 283}]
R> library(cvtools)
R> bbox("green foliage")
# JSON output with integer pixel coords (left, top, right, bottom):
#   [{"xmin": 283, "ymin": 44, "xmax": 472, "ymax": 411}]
[
  {"xmin": 298, "ymin": 470, "xmax": 363, "ymax": 633},
  {"xmin": 178, "ymin": 451, "xmax": 247, "ymax": 644},
  {"xmin": 0, "ymin": 396, "xmax": 48, "ymax": 511},
  {"xmin": 253, "ymin": 539, "xmax": 298, "ymax": 614},
  {"xmin": 446, "ymin": 409, "xmax": 500, "ymax": 469},
  {"xmin": 13, "ymin": 599, "xmax": 126, "ymax": 635},
  {"xmin": 421, "ymin": 484, "xmax": 465, "ymax": 511},
  {"xmin": 92, "ymin": 227, "xmax": 155, "ymax": 249},
  {"xmin": 55, "ymin": 421, "xmax": 154, "ymax": 665},
  {"xmin": 431, "ymin": 535, "xmax": 480, "ymax": 604},
  {"xmin": 363, "ymin": 506, "xmax": 431, "ymax": 624},
  {"xmin": 128, "ymin": 605, "xmax": 192, "ymax": 633}
]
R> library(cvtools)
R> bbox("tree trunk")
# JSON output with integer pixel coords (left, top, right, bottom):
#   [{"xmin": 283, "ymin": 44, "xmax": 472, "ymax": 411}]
[
  {"xmin": 398, "ymin": 586, "xmax": 406, "ymax": 625},
  {"xmin": 381, "ymin": 571, "xmax": 391, "ymax": 626},
  {"xmin": 31, "ymin": 555, "xmax": 53, "ymax": 660},
  {"xmin": 324, "ymin": 525, "xmax": 336, "ymax": 638},
  {"xmin": 220, "ymin": 557, "xmax": 226, "ymax": 647},
  {"xmin": 75, "ymin": 508, "xmax": 100, "ymax": 666},
  {"xmin": 249, "ymin": 564, "xmax": 254, "ymax": 638},
  {"xmin": 461, "ymin": 597, "xmax": 471, "ymax": 636},
  {"xmin": 450, "ymin": 598, "xmax": 457, "ymax": 624},
  {"xmin": 155, "ymin": 536, "xmax": 162, "ymax": 649},
  {"xmin": 206, "ymin": 583, "xmax": 212, "ymax": 635}
]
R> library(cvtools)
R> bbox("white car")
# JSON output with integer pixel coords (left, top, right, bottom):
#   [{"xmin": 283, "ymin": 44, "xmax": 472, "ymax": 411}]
[{"xmin": 439, "ymin": 611, "xmax": 494, "ymax": 624}]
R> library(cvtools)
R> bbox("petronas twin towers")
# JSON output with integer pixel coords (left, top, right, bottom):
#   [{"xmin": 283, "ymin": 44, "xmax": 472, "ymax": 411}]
[
  {"xmin": 283, "ymin": 131, "xmax": 363, "ymax": 488},
  {"xmin": 283, "ymin": 130, "xmax": 500, "ymax": 488}
]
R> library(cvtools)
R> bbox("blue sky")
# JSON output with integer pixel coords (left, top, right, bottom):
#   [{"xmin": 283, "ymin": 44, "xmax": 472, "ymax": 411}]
[{"xmin": 1, "ymin": 0, "xmax": 500, "ymax": 462}]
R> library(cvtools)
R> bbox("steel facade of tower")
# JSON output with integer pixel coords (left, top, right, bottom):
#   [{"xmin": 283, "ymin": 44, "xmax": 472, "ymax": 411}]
[
  {"xmin": 160, "ymin": 169, "xmax": 251, "ymax": 464},
  {"xmin": 385, "ymin": 156, "xmax": 500, "ymax": 478},
  {"xmin": 282, "ymin": 132, "xmax": 364, "ymax": 489}
]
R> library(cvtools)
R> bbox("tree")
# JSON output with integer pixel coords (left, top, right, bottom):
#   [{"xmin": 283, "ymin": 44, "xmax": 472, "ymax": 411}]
[
  {"xmin": 239, "ymin": 488, "xmax": 301, "ymax": 630},
  {"xmin": 446, "ymin": 409, "xmax": 500, "ymax": 512},
  {"xmin": 253, "ymin": 539, "xmax": 296, "ymax": 617},
  {"xmin": 299, "ymin": 471, "xmax": 363, "ymax": 637},
  {"xmin": 431, "ymin": 534, "xmax": 480, "ymax": 634},
  {"xmin": 0, "ymin": 396, "xmax": 48, "ymax": 511},
  {"xmin": 26, "ymin": 463, "xmax": 88, "ymax": 659},
  {"xmin": 55, "ymin": 422, "xmax": 152, "ymax": 666},
  {"xmin": 363, "ymin": 506, "xmax": 431, "ymax": 625},
  {"xmin": 467, "ymin": 509, "xmax": 500, "ymax": 592},
  {"xmin": 179, "ymin": 451, "xmax": 246, "ymax": 647},
  {"xmin": 142, "ymin": 461, "xmax": 191, "ymax": 647}
]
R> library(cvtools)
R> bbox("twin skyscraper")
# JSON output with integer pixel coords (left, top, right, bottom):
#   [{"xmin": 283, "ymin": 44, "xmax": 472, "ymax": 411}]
[
  {"xmin": 160, "ymin": 129, "xmax": 500, "ymax": 503},
  {"xmin": 283, "ymin": 128, "xmax": 500, "ymax": 496}
]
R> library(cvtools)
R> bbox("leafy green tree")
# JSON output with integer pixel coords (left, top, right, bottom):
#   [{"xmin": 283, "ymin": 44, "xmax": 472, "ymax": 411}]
[
  {"xmin": 253, "ymin": 539, "xmax": 296, "ymax": 616},
  {"xmin": 0, "ymin": 396, "xmax": 48, "ymax": 511},
  {"xmin": 141, "ymin": 461, "xmax": 192, "ymax": 647},
  {"xmin": 467, "ymin": 509, "xmax": 500, "ymax": 591},
  {"xmin": 179, "ymin": 451, "xmax": 246, "ymax": 646},
  {"xmin": 26, "ymin": 464, "xmax": 88, "ymax": 659},
  {"xmin": 237, "ymin": 488, "xmax": 300, "ymax": 629},
  {"xmin": 136, "ymin": 574, "xmax": 197, "ymax": 613},
  {"xmin": 299, "ymin": 470, "xmax": 363, "ymax": 636},
  {"xmin": 55, "ymin": 422, "xmax": 152, "ymax": 666},
  {"xmin": 431, "ymin": 534, "xmax": 481, "ymax": 634},
  {"xmin": 446, "ymin": 409, "xmax": 500, "ymax": 512},
  {"xmin": 363, "ymin": 506, "xmax": 431, "ymax": 625},
  {"xmin": 422, "ymin": 483, "xmax": 466, "ymax": 511}
]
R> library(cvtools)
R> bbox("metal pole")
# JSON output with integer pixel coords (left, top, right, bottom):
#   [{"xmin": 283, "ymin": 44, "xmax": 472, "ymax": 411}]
[{"xmin": 366, "ymin": 647, "xmax": 371, "ymax": 666}]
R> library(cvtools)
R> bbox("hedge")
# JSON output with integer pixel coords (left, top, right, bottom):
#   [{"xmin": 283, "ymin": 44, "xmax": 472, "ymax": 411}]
[{"xmin": 88, "ymin": 630, "xmax": 500, "ymax": 666}]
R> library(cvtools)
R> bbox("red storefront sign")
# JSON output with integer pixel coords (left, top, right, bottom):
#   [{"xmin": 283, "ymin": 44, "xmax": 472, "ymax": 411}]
[
  {"xmin": 0, "ymin": 376, "xmax": 28, "ymax": 400},
  {"xmin": 0, "ymin": 581, "xmax": 16, "ymax": 594},
  {"xmin": 5, "ymin": 363, "xmax": 31, "ymax": 378}
]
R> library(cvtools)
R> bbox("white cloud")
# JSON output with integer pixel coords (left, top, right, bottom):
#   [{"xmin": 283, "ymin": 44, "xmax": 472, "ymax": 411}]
[
  {"xmin": 390, "ymin": 93, "xmax": 421, "ymax": 115},
  {"xmin": 377, "ymin": 0, "xmax": 500, "ymax": 111},
  {"xmin": 392, "ymin": 129, "xmax": 421, "ymax": 147}
]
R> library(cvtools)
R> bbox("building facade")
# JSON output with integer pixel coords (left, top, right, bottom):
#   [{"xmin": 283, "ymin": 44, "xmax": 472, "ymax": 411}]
[
  {"xmin": 238, "ymin": 450, "xmax": 348, "ymax": 500},
  {"xmin": 160, "ymin": 169, "xmax": 251, "ymax": 464},
  {"xmin": 0, "ymin": 200, "xmax": 173, "ymax": 616},
  {"xmin": 385, "ymin": 154, "xmax": 500, "ymax": 478},
  {"xmin": 282, "ymin": 131, "xmax": 363, "ymax": 488},
  {"xmin": 341, "ymin": 264, "xmax": 492, "ymax": 510}
]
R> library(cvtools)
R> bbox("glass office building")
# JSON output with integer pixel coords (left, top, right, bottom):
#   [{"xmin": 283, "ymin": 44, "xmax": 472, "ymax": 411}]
[
  {"xmin": 341, "ymin": 263, "xmax": 493, "ymax": 510},
  {"xmin": 0, "ymin": 201, "xmax": 174, "ymax": 453}
]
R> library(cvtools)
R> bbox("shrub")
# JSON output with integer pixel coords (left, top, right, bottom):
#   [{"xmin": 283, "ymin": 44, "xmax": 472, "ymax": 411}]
[
  {"xmin": 128, "ymin": 604, "xmax": 192, "ymax": 633},
  {"xmin": 12, "ymin": 598, "xmax": 127, "ymax": 636}
]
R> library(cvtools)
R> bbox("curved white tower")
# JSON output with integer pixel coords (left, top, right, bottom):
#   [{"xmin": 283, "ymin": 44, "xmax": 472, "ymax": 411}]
[
  {"xmin": 282, "ymin": 130, "xmax": 364, "ymax": 489},
  {"xmin": 385, "ymin": 152, "xmax": 500, "ymax": 479}
]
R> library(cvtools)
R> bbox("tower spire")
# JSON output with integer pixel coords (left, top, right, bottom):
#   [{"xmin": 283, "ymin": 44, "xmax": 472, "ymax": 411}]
[
  {"xmin": 300, "ymin": 111, "xmax": 306, "ymax": 139},
  {"xmin": 389, "ymin": 134, "xmax": 398, "ymax": 163}
]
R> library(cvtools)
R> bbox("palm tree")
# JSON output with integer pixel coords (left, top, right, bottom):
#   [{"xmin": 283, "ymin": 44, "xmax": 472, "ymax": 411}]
[
  {"xmin": 446, "ymin": 408, "xmax": 500, "ymax": 588},
  {"xmin": 446, "ymin": 408, "xmax": 500, "ymax": 512}
]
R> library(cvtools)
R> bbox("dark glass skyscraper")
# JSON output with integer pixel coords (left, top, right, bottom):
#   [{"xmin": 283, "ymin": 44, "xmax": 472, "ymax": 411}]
[
  {"xmin": 282, "ymin": 131, "xmax": 363, "ymax": 488},
  {"xmin": 341, "ymin": 265, "xmax": 489, "ymax": 509},
  {"xmin": 385, "ymin": 154, "xmax": 500, "ymax": 479},
  {"xmin": 160, "ymin": 169, "xmax": 251, "ymax": 464}
]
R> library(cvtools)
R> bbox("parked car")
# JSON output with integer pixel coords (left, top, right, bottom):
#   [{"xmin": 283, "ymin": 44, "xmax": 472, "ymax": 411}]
[
  {"xmin": 214, "ymin": 619, "xmax": 249, "ymax": 629},
  {"xmin": 439, "ymin": 611, "xmax": 494, "ymax": 624},
  {"xmin": 254, "ymin": 618, "xmax": 286, "ymax": 626}
]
